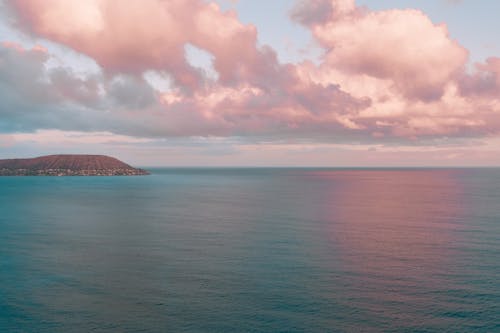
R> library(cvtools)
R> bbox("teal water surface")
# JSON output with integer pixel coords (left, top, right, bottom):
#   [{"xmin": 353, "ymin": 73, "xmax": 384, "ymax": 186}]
[{"xmin": 1, "ymin": 168, "xmax": 499, "ymax": 332}]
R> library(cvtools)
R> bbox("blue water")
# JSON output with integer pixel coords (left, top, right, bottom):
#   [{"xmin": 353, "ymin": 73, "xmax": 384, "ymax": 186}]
[{"xmin": 1, "ymin": 168, "xmax": 499, "ymax": 332}]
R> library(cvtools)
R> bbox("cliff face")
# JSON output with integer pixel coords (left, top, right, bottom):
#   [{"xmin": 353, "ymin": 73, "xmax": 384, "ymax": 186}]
[{"xmin": 0, "ymin": 155, "xmax": 149, "ymax": 176}]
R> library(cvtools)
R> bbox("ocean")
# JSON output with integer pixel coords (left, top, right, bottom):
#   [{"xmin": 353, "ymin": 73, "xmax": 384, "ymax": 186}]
[{"xmin": 1, "ymin": 168, "xmax": 499, "ymax": 332}]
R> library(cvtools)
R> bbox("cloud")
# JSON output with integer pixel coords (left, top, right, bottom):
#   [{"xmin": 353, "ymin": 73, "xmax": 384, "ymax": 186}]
[
  {"xmin": 293, "ymin": 0, "xmax": 468, "ymax": 101},
  {"xmin": 0, "ymin": 41, "xmax": 161, "ymax": 134},
  {"xmin": 2, "ymin": 0, "xmax": 500, "ymax": 146},
  {"xmin": 0, "ymin": 39, "xmax": 370, "ymax": 141},
  {"xmin": 291, "ymin": 0, "xmax": 500, "ymax": 138},
  {"xmin": 459, "ymin": 57, "xmax": 500, "ymax": 97},
  {"xmin": 290, "ymin": 0, "xmax": 356, "ymax": 26},
  {"xmin": 0, "ymin": 42, "xmax": 68, "ymax": 132},
  {"xmin": 3, "ymin": 129, "xmax": 154, "ymax": 145},
  {"xmin": 10, "ymin": 0, "xmax": 276, "ymax": 91}
]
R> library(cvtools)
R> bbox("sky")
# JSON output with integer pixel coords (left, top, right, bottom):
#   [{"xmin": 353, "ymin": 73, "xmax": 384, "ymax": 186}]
[{"xmin": 1, "ymin": 0, "xmax": 500, "ymax": 166}]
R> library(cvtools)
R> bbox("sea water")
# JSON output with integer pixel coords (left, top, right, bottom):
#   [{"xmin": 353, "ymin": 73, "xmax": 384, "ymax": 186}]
[{"xmin": 1, "ymin": 168, "xmax": 499, "ymax": 332}]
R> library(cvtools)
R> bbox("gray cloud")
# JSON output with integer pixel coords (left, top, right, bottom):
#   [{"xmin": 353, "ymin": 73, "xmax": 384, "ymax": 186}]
[
  {"xmin": 0, "ymin": 42, "xmax": 374, "ymax": 142},
  {"xmin": 0, "ymin": 43, "xmax": 164, "ymax": 135}
]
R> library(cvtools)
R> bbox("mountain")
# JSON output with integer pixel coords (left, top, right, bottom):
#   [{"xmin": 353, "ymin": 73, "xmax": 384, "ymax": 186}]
[{"xmin": 0, "ymin": 155, "xmax": 149, "ymax": 176}]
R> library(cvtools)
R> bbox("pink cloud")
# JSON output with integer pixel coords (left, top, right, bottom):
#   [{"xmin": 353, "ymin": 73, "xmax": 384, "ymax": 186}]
[
  {"xmin": 3, "ymin": 0, "xmax": 500, "ymax": 143},
  {"xmin": 293, "ymin": 0, "xmax": 468, "ymax": 101},
  {"xmin": 291, "ymin": 0, "xmax": 500, "ymax": 138},
  {"xmin": 11, "ymin": 0, "xmax": 271, "ymax": 91},
  {"xmin": 11, "ymin": 0, "xmax": 200, "ymax": 88}
]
